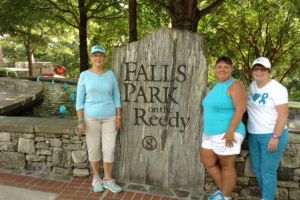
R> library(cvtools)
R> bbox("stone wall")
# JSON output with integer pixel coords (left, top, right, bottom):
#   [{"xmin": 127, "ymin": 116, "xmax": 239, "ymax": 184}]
[
  {"xmin": 13, "ymin": 62, "xmax": 54, "ymax": 77},
  {"xmin": 290, "ymin": 107, "xmax": 300, "ymax": 115},
  {"xmin": 0, "ymin": 117, "xmax": 89, "ymax": 178},
  {"xmin": 0, "ymin": 116, "xmax": 299, "ymax": 199}
]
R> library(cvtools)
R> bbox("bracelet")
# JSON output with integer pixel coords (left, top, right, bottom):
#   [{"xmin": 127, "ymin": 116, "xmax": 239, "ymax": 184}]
[{"xmin": 272, "ymin": 133, "xmax": 281, "ymax": 139}]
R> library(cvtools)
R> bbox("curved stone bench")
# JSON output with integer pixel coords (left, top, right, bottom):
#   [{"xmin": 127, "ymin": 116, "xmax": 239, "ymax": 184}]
[{"xmin": 0, "ymin": 77, "xmax": 43, "ymax": 115}]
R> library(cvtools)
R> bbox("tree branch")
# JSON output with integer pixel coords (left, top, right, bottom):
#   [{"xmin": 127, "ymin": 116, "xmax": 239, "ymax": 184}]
[
  {"xmin": 278, "ymin": 59, "xmax": 300, "ymax": 83},
  {"xmin": 46, "ymin": 0, "xmax": 79, "ymax": 26},
  {"xmin": 85, "ymin": 0, "xmax": 98, "ymax": 9},
  {"xmin": 148, "ymin": 0, "xmax": 170, "ymax": 10},
  {"xmin": 88, "ymin": 13, "xmax": 125, "ymax": 20},
  {"xmin": 148, "ymin": 0, "xmax": 172, "ymax": 16},
  {"xmin": 89, "ymin": 4, "xmax": 119, "ymax": 16},
  {"xmin": 218, "ymin": 27, "xmax": 253, "ymax": 84},
  {"xmin": 197, "ymin": 0, "xmax": 225, "ymax": 20},
  {"xmin": 272, "ymin": 42, "xmax": 300, "ymax": 67},
  {"xmin": 219, "ymin": 28, "xmax": 247, "ymax": 64},
  {"xmin": 262, "ymin": 23, "xmax": 270, "ymax": 56},
  {"xmin": 270, "ymin": 12, "xmax": 293, "ymax": 62},
  {"xmin": 55, "ymin": 15, "xmax": 79, "ymax": 29}
]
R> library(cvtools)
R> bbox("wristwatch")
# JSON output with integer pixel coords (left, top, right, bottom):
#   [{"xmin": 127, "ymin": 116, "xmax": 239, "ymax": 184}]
[{"xmin": 272, "ymin": 133, "xmax": 281, "ymax": 139}]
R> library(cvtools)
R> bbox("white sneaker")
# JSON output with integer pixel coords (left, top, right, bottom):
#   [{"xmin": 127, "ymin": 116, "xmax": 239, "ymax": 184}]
[{"xmin": 103, "ymin": 178, "xmax": 122, "ymax": 193}]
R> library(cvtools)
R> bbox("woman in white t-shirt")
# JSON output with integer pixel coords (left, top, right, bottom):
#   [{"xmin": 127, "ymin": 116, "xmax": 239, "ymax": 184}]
[{"xmin": 247, "ymin": 57, "xmax": 289, "ymax": 200}]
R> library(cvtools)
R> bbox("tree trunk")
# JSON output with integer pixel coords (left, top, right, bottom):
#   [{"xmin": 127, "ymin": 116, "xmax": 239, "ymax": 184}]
[
  {"xmin": 129, "ymin": 0, "xmax": 138, "ymax": 42},
  {"xmin": 79, "ymin": 0, "xmax": 89, "ymax": 72},
  {"xmin": 150, "ymin": 0, "xmax": 225, "ymax": 32},
  {"xmin": 24, "ymin": 43, "xmax": 33, "ymax": 77},
  {"xmin": 170, "ymin": 0, "xmax": 199, "ymax": 32}
]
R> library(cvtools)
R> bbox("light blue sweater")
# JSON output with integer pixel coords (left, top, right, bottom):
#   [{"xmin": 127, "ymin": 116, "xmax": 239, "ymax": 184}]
[
  {"xmin": 76, "ymin": 70, "xmax": 121, "ymax": 119},
  {"xmin": 202, "ymin": 78, "xmax": 245, "ymax": 136}
]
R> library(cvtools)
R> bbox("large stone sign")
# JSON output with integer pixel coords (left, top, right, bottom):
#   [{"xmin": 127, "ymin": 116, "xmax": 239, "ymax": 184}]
[{"xmin": 112, "ymin": 28, "xmax": 207, "ymax": 190}]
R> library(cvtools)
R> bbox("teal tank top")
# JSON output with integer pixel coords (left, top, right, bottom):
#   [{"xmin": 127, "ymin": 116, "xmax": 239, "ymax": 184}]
[{"xmin": 202, "ymin": 78, "xmax": 245, "ymax": 136}]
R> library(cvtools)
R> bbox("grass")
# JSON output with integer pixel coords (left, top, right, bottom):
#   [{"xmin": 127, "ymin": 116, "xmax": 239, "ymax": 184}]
[{"xmin": 289, "ymin": 102, "xmax": 300, "ymax": 108}]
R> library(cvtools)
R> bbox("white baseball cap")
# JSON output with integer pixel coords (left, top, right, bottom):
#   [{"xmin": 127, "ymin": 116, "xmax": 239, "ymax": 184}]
[{"xmin": 252, "ymin": 57, "xmax": 271, "ymax": 69}]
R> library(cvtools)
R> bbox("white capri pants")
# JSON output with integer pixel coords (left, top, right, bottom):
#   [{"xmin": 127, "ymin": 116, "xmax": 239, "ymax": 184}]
[{"xmin": 85, "ymin": 116, "xmax": 117, "ymax": 163}]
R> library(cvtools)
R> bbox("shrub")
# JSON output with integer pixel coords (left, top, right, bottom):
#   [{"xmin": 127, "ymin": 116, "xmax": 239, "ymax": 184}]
[{"xmin": 0, "ymin": 68, "xmax": 18, "ymax": 77}]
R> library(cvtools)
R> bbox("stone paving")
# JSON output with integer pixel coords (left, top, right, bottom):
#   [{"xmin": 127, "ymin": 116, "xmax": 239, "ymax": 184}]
[
  {"xmin": 0, "ymin": 169, "xmax": 208, "ymax": 200},
  {"xmin": 0, "ymin": 185, "xmax": 57, "ymax": 200}
]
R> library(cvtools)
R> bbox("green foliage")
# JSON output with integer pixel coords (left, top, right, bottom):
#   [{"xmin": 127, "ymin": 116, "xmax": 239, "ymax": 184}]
[
  {"xmin": 198, "ymin": 0, "xmax": 300, "ymax": 100},
  {"xmin": 0, "ymin": 0, "xmax": 51, "ymax": 44},
  {"xmin": 137, "ymin": 0, "xmax": 170, "ymax": 38},
  {"xmin": 0, "ymin": 0, "xmax": 299, "ymax": 101},
  {"xmin": 0, "ymin": 0, "xmax": 59, "ymax": 76},
  {"xmin": 88, "ymin": 0, "xmax": 169, "ymax": 70},
  {"xmin": 88, "ymin": 17, "xmax": 128, "ymax": 70},
  {"xmin": 0, "ymin": 36, "xmax": 27, "ymax": 62},
  {"xmin": 0, "ymin": 0, "xmax": 128, "ymax": 76},
  {"xmin": 45, "ymin": 0, "xmax": 127, "ymax": 72},
  {"xmin": 33, "ymin": 25, "xmax": 80, "ymax": 78},
  {"xmin": 0, "ymin": 68, "xmax": 18, "ymax": 77}
]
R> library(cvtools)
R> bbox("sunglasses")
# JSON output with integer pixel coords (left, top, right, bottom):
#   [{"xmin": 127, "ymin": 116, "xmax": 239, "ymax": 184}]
[{"xmin": 252, "ymin": 67, "xmax": 269, "ymax": 72}]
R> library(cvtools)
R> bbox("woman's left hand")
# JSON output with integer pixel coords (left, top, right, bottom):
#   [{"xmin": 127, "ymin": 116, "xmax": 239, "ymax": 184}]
[
  {"xmin": 268, "ymin": 138, "xmax": 279, "ymax": 152},
  {"xmin": 115, "ymin": 118, "xmax": 121, "ymax": 130}
]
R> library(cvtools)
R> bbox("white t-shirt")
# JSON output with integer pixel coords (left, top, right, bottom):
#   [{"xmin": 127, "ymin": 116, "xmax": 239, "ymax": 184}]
[{"xmin": 247, "ymin": 80, "xmax": 288, "ymax": 134}]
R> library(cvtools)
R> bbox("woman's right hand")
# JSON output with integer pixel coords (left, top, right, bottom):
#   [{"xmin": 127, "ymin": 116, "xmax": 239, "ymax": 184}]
[
  {"xmin": 77, "ymin": 124, "xmax": 86, "ymax": 135},
  {"xmin": 222, "ymin": 132, "xmax": 236, "ymax": 148}
]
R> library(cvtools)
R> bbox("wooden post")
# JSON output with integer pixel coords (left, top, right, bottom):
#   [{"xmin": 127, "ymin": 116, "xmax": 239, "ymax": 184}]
[{"xmin": 112, "ymin": 28, "xmax": 207, "ymax": 190}]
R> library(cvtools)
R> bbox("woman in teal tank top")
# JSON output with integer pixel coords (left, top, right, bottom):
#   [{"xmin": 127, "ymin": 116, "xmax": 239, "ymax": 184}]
[{"xmin": 200, "ymin": 56, "xmax": 247, "ymax": 200}]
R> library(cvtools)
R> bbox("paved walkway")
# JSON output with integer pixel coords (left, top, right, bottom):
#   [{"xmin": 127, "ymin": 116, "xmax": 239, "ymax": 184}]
[
  {"xmin": 0, "ymin": 171, "xmax": 187, "ymax": 200},
  {"xmin": 0, "ymin": 185, "xmax": 57, "ymax": 200}
]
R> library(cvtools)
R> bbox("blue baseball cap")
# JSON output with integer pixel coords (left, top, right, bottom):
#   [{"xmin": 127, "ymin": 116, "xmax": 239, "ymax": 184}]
[{"xmin": 91, "ymin": 45, "xmax": 106, "ymax": 55}]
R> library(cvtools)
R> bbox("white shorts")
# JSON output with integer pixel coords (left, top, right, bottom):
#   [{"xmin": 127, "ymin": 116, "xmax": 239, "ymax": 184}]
[{"xmin": 201, "ymin": 132, "xmax": 244, "ymax": 155}]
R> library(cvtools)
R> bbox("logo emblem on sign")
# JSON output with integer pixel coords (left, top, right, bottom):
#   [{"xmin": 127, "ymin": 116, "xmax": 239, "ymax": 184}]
[{"xmin": 142, "ymin": 136, "xmax": 157, "ymax": 151}]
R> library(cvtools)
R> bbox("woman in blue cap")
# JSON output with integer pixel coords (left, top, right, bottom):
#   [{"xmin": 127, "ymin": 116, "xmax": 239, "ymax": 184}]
[
  {"xmin": 247, "ymin": 57, "xmax": 289, "ymax": 200},
  {"xmin": 76, "ymin": 45, "xmax": 122, "ymax": 193}
]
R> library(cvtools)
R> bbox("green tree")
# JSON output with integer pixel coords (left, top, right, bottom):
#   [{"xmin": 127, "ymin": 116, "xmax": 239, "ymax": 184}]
[
  {"xmin": 89, "ymin": 0, "xmax": 169, "ymax": 68},
  {"xmin": 35, "ymin": 25, "xmax": 80, "ymax": 78},
  {"xmin": 46, "ymin": 0, "xmax": 124, "ymax": 72},
  {"xmin": 198, "ymin": 0, "xmax": 300, "ymax": 100},
  {"xmin": 0, "ymin": 0, "xmax": 52, "ymax": 76}
]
